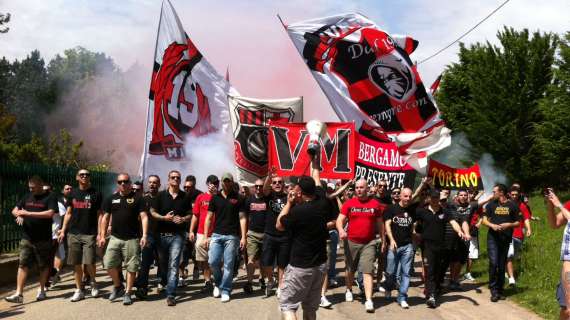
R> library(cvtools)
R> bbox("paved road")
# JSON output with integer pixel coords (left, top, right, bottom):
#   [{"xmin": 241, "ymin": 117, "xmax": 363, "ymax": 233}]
[{"xmin": 0, "ymin": 252, "xmax": 542, "ymax": 320}]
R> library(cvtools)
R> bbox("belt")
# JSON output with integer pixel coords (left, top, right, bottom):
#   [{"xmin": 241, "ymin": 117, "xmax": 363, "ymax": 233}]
[{"xmin": 159, "ymin": 232, "xmax": 178, "ymax": 237}]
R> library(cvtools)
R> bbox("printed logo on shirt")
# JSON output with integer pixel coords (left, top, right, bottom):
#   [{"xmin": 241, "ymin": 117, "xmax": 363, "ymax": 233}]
[
  {"xmin": 127, "ymin": 198, "xmax": 134, "ymax": 204},
  {"xmin": 112, "ymin": 199, "xmax": 121, "ymax": 204},
  {"xmin": 250, "ymin": 202, "xmax": 267, "ymax": 212},
  {"xmin": 24, "ymin": 201, "xmax": 48, "ymax": 209},
  {"xmin": 72, "ymin": 199, "xmax": 91, "ymax": 209},
  {"xmin": 438, "ymin": 214, "xmax": 445, "ymax": 219},
  {"xmin": 392, "ymin": 214, "xmax": 413, "ymax": 227},
  {"xmin": 349, "ymin": 207, "xmax": 375, "ymax": 214},
  {"xmin": 495, "ymin": 206, "xmax": 510, "ymax": 216},
  {"xmin": 269, "ymin": 198, "xmax": 285, "ymax": 213}
]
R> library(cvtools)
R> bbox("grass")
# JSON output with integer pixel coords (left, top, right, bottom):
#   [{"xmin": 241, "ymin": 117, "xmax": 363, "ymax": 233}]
[{"xmin": 470, "ymin": 194, "xmax": 568, "ymax": 319}]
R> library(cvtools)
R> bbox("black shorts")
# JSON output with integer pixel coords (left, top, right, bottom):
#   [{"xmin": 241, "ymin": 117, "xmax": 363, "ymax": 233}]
[
  {"xmin": 261, "ymin": 234, "xmax": 290, "ymax": 269},
  {"xmin": 449, "ymin": 239, "xmax": 469, "ymax": 264}
]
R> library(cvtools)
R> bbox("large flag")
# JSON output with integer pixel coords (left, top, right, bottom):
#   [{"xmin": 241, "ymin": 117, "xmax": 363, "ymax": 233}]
[
  {"xmin": 267, "ymin": 122, "xmax": 355, "ymax": 179},
  {"xmin": 285, "ymin": 13, "xmax": 450, "ymax": 171},
  {"xmin": 427, "ymin": 159, "xmax": 484, "ymax": 191},
  {"xmin": 229, "ymin": 95, "xmax": 303, "ymax": 185},
  {"xmin": 140, "ymin": 0, "xmax": 237, "ymax": 179}
]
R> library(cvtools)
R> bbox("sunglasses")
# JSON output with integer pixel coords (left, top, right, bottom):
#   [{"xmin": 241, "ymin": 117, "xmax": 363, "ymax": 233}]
[
  {"xmin": 254, "ymin": 185, "xmax": 263, "ymax": 189},
  {"xmin": 117, "ymin": 180, "xmax": 131, "ymax": 185},
  {"xmin": 169, "ymin": 176, "xmax": 181, "ymax": 180},
  {"xmin": 392, "ymin": 191, "xmax": 400, "ymax": 195},
  {"xmin": 184, "ymin": 186, "xmax": 192, "ymax": 189},
  {"xmin": 79, "ymin": 173, "xmax": 90, "ymax": 177},
  {"xmin": 272, "ymin": 181, "xmax": 284, "ymax": 185}
]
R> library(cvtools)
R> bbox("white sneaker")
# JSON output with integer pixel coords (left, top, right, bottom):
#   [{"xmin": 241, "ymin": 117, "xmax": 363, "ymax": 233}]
[
  {"xmin": 90, "ymin": 282, "xmax": 99, "ymax": 298},
  {"xmin": 320, "ymin": 296, "xmax": 332, "ymax": 308},
  {"xmin": 400, "ymin": 300, "xmax": 409, "ymax": 309},
  {"xmin": 345, "ymin": 290, "xmax": 353, "ymax": 302},
  {"xmin": 378, "ymin": 285, "xmax": 386, "ymax": 293},
  {"xmin": 508, "ymin": 277, "xmax": 516, "ymax": 286},
  {"xmin": 70, "ymin": 289, "xmax": 85, "ymax": 302},
  {"xmin": 213, "ymin": 286, "xmax": 221, "ymax": 298},
  {"xmin": 365, "ymin": 300, "xmax": 374, "ymax": 312},
  {"xmin": 36, "ymin": 289, "xmax": 47, "ymax": 301},
  {"xmin": 220, "ymin": 293, "xmax": 230, "ymax": 303},
  {"xmin": 464, "ymin": 273, "xmax": 475, "ymax": 281}
]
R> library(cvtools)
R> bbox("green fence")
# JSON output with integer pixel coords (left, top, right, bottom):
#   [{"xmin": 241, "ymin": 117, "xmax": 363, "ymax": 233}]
[{"xmin": 0, "ymin": 161, "xmax": 117, "ymax": 253}]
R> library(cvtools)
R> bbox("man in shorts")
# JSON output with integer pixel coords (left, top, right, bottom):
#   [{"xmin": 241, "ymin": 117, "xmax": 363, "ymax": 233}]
[
  {"xmin": 58, "ymin": 169, "xmax": 103, "ymax": 302},
  {"xmin": 5, "ymin": 176, "xmax": 57, "ymax": 303},
  {"xmin": 337, "ymin": 179, "xmax": 385, "ymax": 312},
  {"xmin": 99, "ymin": 173, "xmax": 149, "ymax": 305},
  {"xmin": 243, "ymin": 179, "xmax": 268, "ymax": 293}
]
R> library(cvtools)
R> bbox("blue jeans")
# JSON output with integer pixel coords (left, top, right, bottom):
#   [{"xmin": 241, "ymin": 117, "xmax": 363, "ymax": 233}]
[
  {"xmin": 386, "ymin": 243, "xmax": 414, "ymax": 303},
  {"xmin": 157, "ymin": 233, "xmax": 184, "ymax": 298},
  {"xmin": 208, "ymin": 233, "xmax": 239, "ymax": 295},
  {"xmin": 487, "ymin": 231, "xmax": 510, "ymax": 295},
  {"xmin": 328, "ymin": 230, "xmax": 339, "ymax": 279},
  {"xmin": 135, "ymin": 233, "xmax": 157, "ymax": 290}
]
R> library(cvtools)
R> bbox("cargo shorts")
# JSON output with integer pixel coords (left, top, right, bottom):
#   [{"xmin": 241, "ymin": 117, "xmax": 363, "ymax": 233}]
[
  {"xmin": 19, "ymin": 239, "xmax": 53, "ymax": 269},
  {"xmin": 103, "ymin": 236, "xmax": 141, "ymax": 273},
  {"xmin": 67, "ymin": 233, "xmax": 97, "ymax": 265}
]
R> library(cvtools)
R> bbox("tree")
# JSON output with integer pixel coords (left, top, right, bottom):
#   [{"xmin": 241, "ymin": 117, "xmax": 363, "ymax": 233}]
[
  {"xmin": 532, "ymin": 32, "xmax": 570, "ymax": 188},
  {"xmin": 0, "ymin": 13, "xmax": 10, "ymax": 33},
  {"xmin": 437, "ymin": 27, "xmax": 559, "ymax": 188}
]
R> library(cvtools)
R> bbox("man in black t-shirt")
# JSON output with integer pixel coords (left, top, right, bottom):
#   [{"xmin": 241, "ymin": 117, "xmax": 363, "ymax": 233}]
[
  {"xmin": 482, "ymin": 183, "xmax": 520, "ymax": 302},
  {"xmin": 201, "ymin": 172, "xmax": 246, "ymax": 303},
  {"xmin": 150, "ymin": 170, "xmax": 192, "ymax": 306},
  {"xmin": 276, "ymin": 159, "xmax": 329, "ymax": 320},
  {"xmin": 99, "ymin": 173, "xmax": 149, "ymax": 305},
  {"xmin": 58, "ymin": 169, "xmax": 103, "ymax": 302},
  {"xmin": 261, "ymin": 173, "xmax": 290, "ymax": 297},
  {"xmin": 243, "ymin": 179, "xmax": 269, "ymax": 294},
  {"xmin": 416, "ymin": 190, "xmax": 468, "ymax": 308},
  {"xmin": 5, "ymin": 176, "xmax": 57, "ymax": 304},
  {"xmin": 179, "ymin": 175, "xmax": 202, "ymax": 285}
]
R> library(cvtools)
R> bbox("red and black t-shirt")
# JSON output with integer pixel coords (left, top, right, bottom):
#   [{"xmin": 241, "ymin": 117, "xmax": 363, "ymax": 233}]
[
  {"xmin": 68, "ymin": 187, "xmax": 103, "ymax": 236},
  {"xmin": 341, "ymin": 197, "xmax": 385, "ymax": 244},
  {"xmin": 17, "ymin": 192, "xmax": 58, "ymax": 242},
  {"xmin": 192, "ymin": 192, "xmax": 215, "ymax": 236},
  {"xmin": 244, "ymin": 195, "xmax": 269, "ymax": 233}
]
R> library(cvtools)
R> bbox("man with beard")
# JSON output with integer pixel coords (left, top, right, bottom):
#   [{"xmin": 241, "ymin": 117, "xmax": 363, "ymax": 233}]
[
  {"xmin": 375, "ymin": 180, "xmax": 392, "ymax": 205},
  {"xmin": 482, "ymin": 184, "xmax": 520, "ymax": 302},
  {"xmin": 5, "ymin": 176, "xmax": 57, "ymax": 304},
  {"xmin": 243, "ymin": 179, "xmax": 269, "ymax": 294},
  {"xmin": 189, "ymin": 175, "xmax": 219, "ymax": 293},
  {"xmin": 99, "ymin": 173, "xmax": 149, "ymax": 305},
  {"xmin": 416, "ymin": 190, "xmax": 468, "ymax": 308},
  {"xmin": 337, "ymin": 179, "xmax": 385, "ymax": 312},
  {"xmin": 58, "ymin": 169, "xmax": 103, "ymax": 302},
  {"xmin": 135, "ymin": 175, "xmax": 161, "ymax": 299},
  {"xmin": 261, "ymin": 173, "xmax": 290, "ymax": 297},
  {"xmin": 150, "ymin": 170, "xmax": 192, "ymax": 306},
  {"xmin": 390, "ymin": 187, "xmax": 401, "ymax": 204}
]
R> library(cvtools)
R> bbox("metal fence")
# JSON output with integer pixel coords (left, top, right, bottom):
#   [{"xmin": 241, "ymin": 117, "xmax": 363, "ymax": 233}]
[{"xmin": 0, "ymin": 161, "xmax": 117, "ymax": 253}]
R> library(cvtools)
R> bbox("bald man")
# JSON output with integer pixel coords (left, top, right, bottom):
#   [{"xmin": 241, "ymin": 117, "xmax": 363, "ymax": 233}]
[{"xmin": 337, "ymin": 179, "xmax": 386, "ymax": 313}]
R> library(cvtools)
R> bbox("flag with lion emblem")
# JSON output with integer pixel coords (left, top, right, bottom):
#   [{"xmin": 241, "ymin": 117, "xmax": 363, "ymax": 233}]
[{"xmin": 140, "ymin": 0, "xmax": 238, "ymax": 179}]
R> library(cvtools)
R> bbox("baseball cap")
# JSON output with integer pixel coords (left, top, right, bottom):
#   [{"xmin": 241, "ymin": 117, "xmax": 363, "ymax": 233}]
[
  {"xmin": 221, "ymin": 172, "xmax": 234, "ymax": 182},
  {"xmin": 206, "ymin": 175, "xmax": 219, "ymax": 184},
  {"xmin": 327, "ymin": 182, "xmax": 336, "ymax": 190}
]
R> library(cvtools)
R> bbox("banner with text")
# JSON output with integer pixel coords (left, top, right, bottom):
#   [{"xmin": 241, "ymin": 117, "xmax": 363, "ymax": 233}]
[
  {"xmin": 355, "ymin": 133, "xmax": 416, "ymax": 189},
  {"xmin": 427, "ymin": 159, "xmax": 483, "ymax": 190},
  {"xmin": 268, "ymin": 122, "xmax": 355, "ymax": 179}
]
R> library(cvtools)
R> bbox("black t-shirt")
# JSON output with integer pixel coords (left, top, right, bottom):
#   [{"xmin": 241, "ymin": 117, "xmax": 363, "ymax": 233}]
[
  {"xmin": 208, "ymin": 191, "xmax": 245, "ymax": 236},
  {"xmin": 485, "ymin": 199, "xmax": 520, "ymax": 237},
  {"xmin": 102, "ymin": 191, "xmax": 146, "ymax": 240},
  {"xmin": 282, "ymin": 187, "xmax": 329, "ymax": 268},
  {"xmin": 375, "ymin": 194, "xmax": 393, "ymax": 205},
  {"xmin": 265, "ymin": 192, "xmax": 289, "ymax": 237},
  {"xmin": 244, "ymin": 195, "xmax": 269, "ymax": 233},
  {"xmin": 68, "ymin": 187, "xmax": 103, "ymax": 236},
  {"xmin": 444, "ymin": 201, "xmax": 479, "ymax": 242},
  {"xmin": 17, "ymin": 192, "xmax": 58, "ymax": 242},
  {"xmin": 152, "ymin": 189, "xmax": 191, "ymax": 234},
  {"xmin": 416, "ymin": 206, "xmax": 455, "ymax": 246},
  {"xmin": 384, "ymin": 203, "xmax": 417, "ymax": 247}
]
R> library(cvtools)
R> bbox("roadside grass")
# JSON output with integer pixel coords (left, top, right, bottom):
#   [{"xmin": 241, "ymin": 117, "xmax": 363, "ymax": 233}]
[{"xmin": 470, "ymin": 193, "xmax": 568, "ymax": 319}]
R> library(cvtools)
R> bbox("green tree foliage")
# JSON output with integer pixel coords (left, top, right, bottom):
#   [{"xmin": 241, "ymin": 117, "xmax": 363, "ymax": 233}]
[
  {"xmin": 0, "ymin": 12, "xmax": 10, "ymax": 33},
  {"xmin": 532, "ymin": 32, "xmax": 570, "ymax": 187},
  {"xmin": 437, "ymin": 27, "xmax": 560, "ymax": 188}
]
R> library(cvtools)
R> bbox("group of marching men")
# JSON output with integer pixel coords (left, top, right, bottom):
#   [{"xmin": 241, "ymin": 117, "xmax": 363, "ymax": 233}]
[{"xmin": 5, "ymin": 157, "xmax": 540, "ymax": 319}]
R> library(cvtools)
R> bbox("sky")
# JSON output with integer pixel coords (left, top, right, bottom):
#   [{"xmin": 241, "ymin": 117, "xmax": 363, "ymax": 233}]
[{"xmin": 0, "ymin": 0, "xmax": 568, "ymax": 173}]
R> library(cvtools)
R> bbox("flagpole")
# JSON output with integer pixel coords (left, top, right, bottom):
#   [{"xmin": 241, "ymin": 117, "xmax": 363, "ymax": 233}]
[{"xmin": 276, "ymin": 14, "xmax": 287, "ymax": 29}]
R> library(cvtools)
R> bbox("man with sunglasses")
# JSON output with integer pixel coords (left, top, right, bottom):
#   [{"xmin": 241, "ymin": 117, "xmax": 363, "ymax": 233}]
[
  {"xmin": 99, "ymin": 173, "xmax": 149, "ymax": 305},
  {"xmin": 261, "ymin": 173, "xmax": 290, "ymax": 297},
  {"xmin": 375, "ymin": 180, "xmax": 392, "ymax": 205},
  {"xmin": 390, "ymin": 188, "xmax": 401, "ymax": 204},
  {"xmin": 189, "ymin": 175, "xmax": 219, "ymax": 293},
  {"xmin": 179, "ymin": 175, "xmax": 202, "ymax": 285},
  {"xmin": 58, "ymin": 169, "xmax": 103, "ymax": 302},
  {"xmin": 243, "ymin": 179, "xmax": 269, "ymax": 294},
  {"xmin": 201, "ymin": 172, "xmax": 247, "ymax": 303},
  {"xmin": 150, "ymin": 170, "xmax": 192, "ymax": 306}
]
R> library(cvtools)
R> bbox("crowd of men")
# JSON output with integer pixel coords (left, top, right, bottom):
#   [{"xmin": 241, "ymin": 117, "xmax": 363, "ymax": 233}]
[{"xmin": 4, "ymin": 158, "xmax": 557, "ymax": 319}]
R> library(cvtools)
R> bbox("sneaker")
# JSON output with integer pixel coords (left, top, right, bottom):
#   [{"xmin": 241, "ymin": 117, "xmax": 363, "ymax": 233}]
[
  {"xmin": 4, "ymin": 293, "xmax": 23, "ymax": 303},
  {"xmin": 177, "ymin": 277, "xmax": 186, "ymax": 287},
  {"xmin": 463, "ymin": 273, "xmax": 475, "ymax": 281},
  {"xmin": 52, "ymin": 274, "xmax": 62, "ymax": 286},
  {"xmin": 203, "ymin": 280, "xmax": 214, "ymax": 293},
  {"xmin": 345, "ymin": 289, "xmax": 354, "ymax": 302},
  {"xmin": 377, "ymin": 285, "xmax": 386, "ymax": 293},
  {"xmin": 427, "ymin": 296, "xmax": 437, "ymax": 308},
  {"xmin": 490, "ymin": 294, "xmax": 500, "ymax": 302},
  {"xmin": 276, "ymin": 288, "xmax": 281, "ymax": 298},
  {"xmin": 70, "ymin": 289, "xmax": 85, "ymax": 302},
  {"xmin": 365, "ymin": 300, "xmax": 374, "ymax": 313},
  {"xmin": 36, "ymin": 289, "xmax": 47, "ymax": 301},
  {"xmin": 265, "ymin": 281, "xmax": 274, "ymax": 297},
  {"xmin": 123, "ymin": 293, "xmax": 133, "ymax": 305},
  {"xmin": 508, "ymin": 277, "xmax": 516, "ymax": 286},
  {"xmin": 109, "ymin": 285, "xmax": 125, "ymax": 301},
  {"xmin": 166, "ymin": 296, "xmax": 176, "ymax": 306},
  {"xmin": 328, "ymin": 279, "xmax": 339, "ymax": 288},
  {"xmin": 320, "ymin": 296, "xmax": 332, "ymax": 308},
  {"xmin": 90, "ymin": 282, "xmax": 99, "ymax": 298},
  {"xmin": 259, "ymin": 278, "xmax": 266, "ymax": 290},
  {"xmin": 157, "ymin": 283, "xmax": 165, "ymax": 293},
  {"xmin": 134, "ymin": 287, "xmax": 148, "ymax": 300},
  {"xmin": 244, "ymin": 282, "xmax": 253, "ymax": 294},
  {"xmin": 221, "ymin": 293, "xmax": 230, "ymax": 303},
  {"xmin": 400, "ymin": 300, "xmax": 409, "ymax": 309},
  {"xmin": 213, "ymin": 286, "xmax": 221, "ymax": 298}
]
